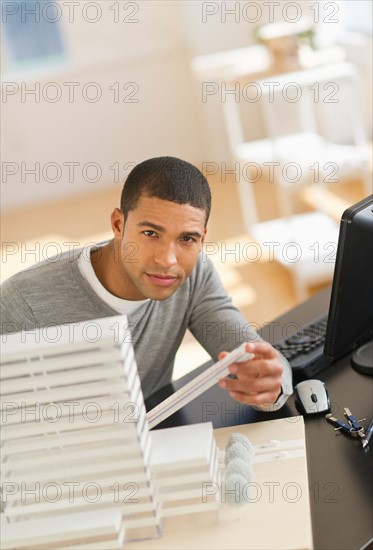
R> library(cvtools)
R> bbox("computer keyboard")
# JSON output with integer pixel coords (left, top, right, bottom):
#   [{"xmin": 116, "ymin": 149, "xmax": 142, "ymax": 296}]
[{"xmin": 274, "ymin": 313, "xmax": 332, "ymax": 378}]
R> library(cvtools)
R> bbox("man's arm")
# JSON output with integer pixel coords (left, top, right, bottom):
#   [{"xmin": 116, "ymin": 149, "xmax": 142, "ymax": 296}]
[
  {"xmin": 0, "ymin": 279, "xmax": 37, "ymax": 334},
  {"xmin": 188, "ymin": 256, "xmax": 293, "ymax": 409}
]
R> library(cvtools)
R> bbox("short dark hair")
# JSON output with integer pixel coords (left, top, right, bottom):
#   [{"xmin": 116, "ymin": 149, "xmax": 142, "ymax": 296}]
[{"xmin": 120, "ymin": 156, "xmax": 211, "ymax": 226}]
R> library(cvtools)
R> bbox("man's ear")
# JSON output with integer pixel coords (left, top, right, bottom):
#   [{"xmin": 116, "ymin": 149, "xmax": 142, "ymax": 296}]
[{"xmin": 111, "ymin": 208, "xmax": 125, "ymax": 238}]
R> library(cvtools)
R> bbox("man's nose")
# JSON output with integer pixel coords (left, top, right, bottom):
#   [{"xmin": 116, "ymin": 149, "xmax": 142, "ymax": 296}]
[{"xmin": 154, "ymin": 243, "xmax": 177, "ymax": 267}]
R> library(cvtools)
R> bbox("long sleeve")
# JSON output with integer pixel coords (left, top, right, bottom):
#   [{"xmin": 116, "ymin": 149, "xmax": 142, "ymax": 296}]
[{"xmin": 0, "ymin": 278, "xmax": 37, "ymax": 334}]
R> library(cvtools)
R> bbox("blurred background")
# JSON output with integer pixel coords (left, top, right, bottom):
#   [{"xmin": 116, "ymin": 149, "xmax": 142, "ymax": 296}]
[{"xmin": 1, "ymin": 0, "xmax": 372, "ymax": 377}]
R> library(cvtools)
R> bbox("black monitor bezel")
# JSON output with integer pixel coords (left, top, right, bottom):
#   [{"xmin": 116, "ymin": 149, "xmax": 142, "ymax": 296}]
[{"xmin": 324, "ymin": 194, "xmax": 373, "ymax": 360}]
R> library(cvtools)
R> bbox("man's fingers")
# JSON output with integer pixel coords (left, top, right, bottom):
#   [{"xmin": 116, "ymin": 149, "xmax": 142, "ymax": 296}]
[
  {"xmin": 219, "ymin": 342, "xmax": 278, "ymax": 359},
  {"xmin": 229, "ymin": 358, "xmax": 283, "ymax": 378},
  {"xmin": 245, "ymin": 341, "xmax": 279, "ymax": 359}
]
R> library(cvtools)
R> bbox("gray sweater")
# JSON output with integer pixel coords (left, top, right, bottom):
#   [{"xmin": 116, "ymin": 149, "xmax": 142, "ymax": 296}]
[{"xmin": 0, "ymin": 249, "xmax": 292, "ymax": 403}]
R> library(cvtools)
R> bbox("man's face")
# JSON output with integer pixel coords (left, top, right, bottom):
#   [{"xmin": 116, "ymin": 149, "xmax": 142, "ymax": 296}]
[{"xmin": 111, "ymin": 195, "xmax": 207, "ymax": 301}]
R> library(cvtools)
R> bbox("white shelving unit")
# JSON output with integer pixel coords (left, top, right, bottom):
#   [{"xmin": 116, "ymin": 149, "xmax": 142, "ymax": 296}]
[
  {"xmin": 227, "ymin": 62, "xmax": 370, "ymax": 298},
  {"xmin": 193, "ymin": 49, "xmax": 371, "ymax": 299}
]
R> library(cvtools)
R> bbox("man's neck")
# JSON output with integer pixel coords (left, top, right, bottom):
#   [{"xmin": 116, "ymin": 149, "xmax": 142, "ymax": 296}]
[
  {"xmin": 90, "ymin": 242, "xmax": 120, "ymax": 297},
  {"xmin": 90, "ymin": 241, "xmax": 144, "ymax": 301}
]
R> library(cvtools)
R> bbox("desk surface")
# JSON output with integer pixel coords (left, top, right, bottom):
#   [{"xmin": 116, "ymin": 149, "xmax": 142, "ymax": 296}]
[{"xmin": 146, "ymin": 288, "xmax": 373, "ymax": 550}]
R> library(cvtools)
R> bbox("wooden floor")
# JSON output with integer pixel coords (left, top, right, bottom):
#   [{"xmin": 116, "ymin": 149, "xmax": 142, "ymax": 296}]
[{"xmin": 0, "ymin": 173, "xmax": 367, "ymax": 378}]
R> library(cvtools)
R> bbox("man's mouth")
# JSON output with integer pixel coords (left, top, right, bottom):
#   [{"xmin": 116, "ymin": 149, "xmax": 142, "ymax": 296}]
[{"xmin": 146, "ymin": 273, "xmax": 178, "ymax": 287}]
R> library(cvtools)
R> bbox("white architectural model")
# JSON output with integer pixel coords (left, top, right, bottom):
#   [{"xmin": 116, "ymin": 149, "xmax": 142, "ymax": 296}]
[{"xmin": 0, "ymin": 316, "xmax": 220, "ymax": 549}]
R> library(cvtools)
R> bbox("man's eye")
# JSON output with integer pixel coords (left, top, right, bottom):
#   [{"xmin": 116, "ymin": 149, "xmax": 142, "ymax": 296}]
[
  {"xmin": 181, "ymin": 236, "xmax": 195, "ymax": 243},
  {"xmin": 143, "ymin": 230, "xmax": 156, "ymax": 237}
]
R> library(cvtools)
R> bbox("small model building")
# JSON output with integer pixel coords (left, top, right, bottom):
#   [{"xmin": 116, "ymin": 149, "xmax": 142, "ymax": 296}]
[{"xmin": 0, "ymin": 316, "xmax": 220, "ymax": 549}]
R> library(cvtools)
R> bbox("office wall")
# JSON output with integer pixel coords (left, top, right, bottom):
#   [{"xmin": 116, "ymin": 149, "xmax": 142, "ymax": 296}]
[{"xmin": 1, "ymin": 2, "xmax": 207, "ymax": 211}]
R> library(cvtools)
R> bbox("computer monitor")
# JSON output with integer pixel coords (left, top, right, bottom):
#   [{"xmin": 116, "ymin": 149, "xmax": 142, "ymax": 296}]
[{"xmin": 324, "ymin": 194, "xmax": 373, "ymax": 364}]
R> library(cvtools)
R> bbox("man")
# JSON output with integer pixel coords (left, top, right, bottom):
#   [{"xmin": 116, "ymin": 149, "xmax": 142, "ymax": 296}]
[{"xmin": 1, "ymin": 156, "xmax": 292, "ymax": 408}]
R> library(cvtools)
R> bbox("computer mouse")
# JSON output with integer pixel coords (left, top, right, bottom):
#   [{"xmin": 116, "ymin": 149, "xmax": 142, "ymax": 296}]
[{"xmin": 294, "ymin": 380, "xmax": 330, "ymax": 415}]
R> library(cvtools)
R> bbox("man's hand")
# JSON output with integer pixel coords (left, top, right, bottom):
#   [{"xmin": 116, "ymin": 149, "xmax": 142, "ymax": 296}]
[{"xmin": 218, "ymin": 342, "xmax": 283, "ymax": 406}]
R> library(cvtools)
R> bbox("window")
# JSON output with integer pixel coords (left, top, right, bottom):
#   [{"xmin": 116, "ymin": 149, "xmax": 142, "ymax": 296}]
[{"xmin": 1, "ymin": 0, "xmax": 66, "ymax": 69}]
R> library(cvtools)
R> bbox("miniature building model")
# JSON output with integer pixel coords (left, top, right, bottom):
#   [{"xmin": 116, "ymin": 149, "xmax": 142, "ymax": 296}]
[
  {"xmin": 150, "ymin": 423, "xmax": 219, "ymax": 522},
  {"xmin": 0, "ymin": 316, "xmax": 220, "ymax": 549}
]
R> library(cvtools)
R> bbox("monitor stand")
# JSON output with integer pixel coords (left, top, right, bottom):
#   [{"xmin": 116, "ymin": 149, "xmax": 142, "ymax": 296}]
[{"xmin": 351, "ymin": 340, "xmax": 373, "ymax": 376}]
